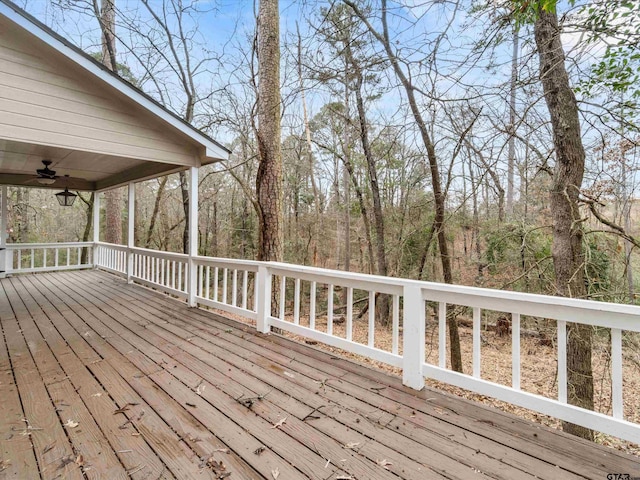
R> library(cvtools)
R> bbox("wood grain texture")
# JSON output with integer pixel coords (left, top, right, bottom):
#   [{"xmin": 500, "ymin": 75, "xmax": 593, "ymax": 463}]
[
  {"xmin": 0, "ymin": 286, "xmax": 39, "ymax": 479},
  {"xmin": 2, "ymin": 270, "xmax": 638, "ymax": 480},
  {"xmin": 1, "ymin": 283, "xmax": 84, "ymax": 480}
]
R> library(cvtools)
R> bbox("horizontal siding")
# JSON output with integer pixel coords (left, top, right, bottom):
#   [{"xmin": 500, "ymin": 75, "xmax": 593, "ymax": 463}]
[
  {"xmin": 0, "ymin": 50, "xmax": 128, "ymax": 116},
  {"xmin": 0, "ymin": 115, "xmax": 196, "ymax": 165},
  {"xmin": 0, "ymin": 83, "xmax": 192, "ymax": 156},
  {"xmin": 0, "ymin": 65, "xmax": 149, "ymax": 130},
  {"xmin": 0, "ymin": 21, "xmax": 202, "ymax": 166}
]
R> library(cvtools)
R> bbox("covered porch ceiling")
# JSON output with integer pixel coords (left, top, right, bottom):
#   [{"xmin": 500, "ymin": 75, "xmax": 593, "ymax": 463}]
[
  {"xmin": 0, "ymin": 0, "xmax": 230, "ymax": 193},
  {"xmin": 0, "ymin": 139, "xmax": 198, "ymax": 192},
  {"xmin": 0, "ymin": 139, "xmax": 205, "ymax": 192}
]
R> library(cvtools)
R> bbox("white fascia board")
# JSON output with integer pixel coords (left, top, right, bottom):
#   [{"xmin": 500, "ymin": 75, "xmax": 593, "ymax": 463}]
[{"xmin": 0, "ymin": 1, "xmax": 230, "ymax": 162}]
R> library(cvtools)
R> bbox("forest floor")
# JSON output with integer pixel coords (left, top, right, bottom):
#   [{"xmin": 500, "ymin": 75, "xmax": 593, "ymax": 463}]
[{"xmin": 218, "ymin": 308, "xmax": 640, "ymax": 458}]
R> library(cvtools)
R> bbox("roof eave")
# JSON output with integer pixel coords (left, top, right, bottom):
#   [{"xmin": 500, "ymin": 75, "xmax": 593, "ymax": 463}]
[{"xmin": 0, "ymin": 0, "xmax": 231, "ymax": 161}]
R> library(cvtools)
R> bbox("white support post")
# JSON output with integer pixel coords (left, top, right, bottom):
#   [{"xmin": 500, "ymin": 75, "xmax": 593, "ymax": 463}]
[
  {"xmin": 93, "ymin": 191, "xmax": 100, "ymax": 268},
  {"xmin": 403, "ymin": 285, "xmax": 425, "ymax": 390},
  {"xmin": 127, "ymin": 183, "xmax": 135, "ymax": 283},
  {"xmin": 256, "ymin": 264, "xmax": 272, "ymax": 334},
  {"xmin": 0, "ymin": 185, "xmax": 8, "ymax": 277},
  {"xmin": 188, "ymin": 166, "xmax": 199, "ymax": 307}
]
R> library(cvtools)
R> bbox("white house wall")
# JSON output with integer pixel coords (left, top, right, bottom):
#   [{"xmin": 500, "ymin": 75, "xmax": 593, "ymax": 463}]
[{"xmin": 0, "ymin": 16, "xmax": 202, "ymax": 168}]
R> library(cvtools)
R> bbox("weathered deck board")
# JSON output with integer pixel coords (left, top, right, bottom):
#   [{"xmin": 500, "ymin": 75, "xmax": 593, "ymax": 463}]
[
  {"xmin": 52, "ymin": 271, "xmax": 345, "ymax": 479},
  {"xmin": 70, "ymin": 272, "xmax": 539, "ymax": 480},
  {"xmin": 1, "ymin": 282, "xmax": 84, "ymax": 480},
  {"xmin": 27, "ymin": 273, "xmax": 263, "ymax": 480},
  {"xmin": 1, "ymin": 270, "xmax": 638, "ymax": 480},
  {"xmin": 29, "ymin": 271, "xmax": 302, "ymax": 479},
  {"xmin": 77, "ymin": 269, "xmax": 638, "ymax": 478},
  {"xmin": 57, "ymin": 275, "xmax": 423, "ymax": 480},
  {"xmin": 0, "ymin": 285, "xmax": 40, "ymax": 479},
  {"xmin": 12, "ymin": 275, "xmax": 173, "ymax": 480}
]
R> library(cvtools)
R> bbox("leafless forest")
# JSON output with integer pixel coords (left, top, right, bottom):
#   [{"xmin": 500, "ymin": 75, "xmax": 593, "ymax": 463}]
[{"xmin": 10, "ymin": 0, "xmax": 639, "ymax": 297}]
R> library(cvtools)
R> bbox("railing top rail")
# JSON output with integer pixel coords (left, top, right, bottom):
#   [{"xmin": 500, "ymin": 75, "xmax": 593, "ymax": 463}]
[
  {"xmin": 95, "ymin": 241, "xmax": 129, "ymax": 251},
  {"xmin": 128, "ymin": 245, "xmax": 188, "ymax": 260},
  {"xmin": 193, "ymin": 255, "xmax": 260, "ymax": 271},
  {"xmin": 6, "ymin": 242, "xmax": 94, "ymax": 249},
  {"xmin": 267, "ymin": 261, "xmax": 404, "ymax": 295},
  {"xmin": 417, "ymin": 283, "xmax": 640, "ymax": 331}
]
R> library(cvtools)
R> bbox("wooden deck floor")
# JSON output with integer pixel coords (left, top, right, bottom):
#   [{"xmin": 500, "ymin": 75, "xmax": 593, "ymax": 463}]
[{"xmin": 0, "ymin": 271, "xmax": 637, "ymax": 479}]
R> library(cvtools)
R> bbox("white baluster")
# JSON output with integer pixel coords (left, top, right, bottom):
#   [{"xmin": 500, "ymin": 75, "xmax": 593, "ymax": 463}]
[{"xmin": 512, "ymin": 313, "xmax": 521, "ymax": 389}]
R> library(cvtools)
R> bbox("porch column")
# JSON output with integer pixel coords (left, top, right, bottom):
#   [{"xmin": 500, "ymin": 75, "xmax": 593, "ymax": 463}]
[
  {"xmin": 188, "ymin": 166, "xmax": 199, "ymax": 307},
  {"xmin": 0, "ymin": 186, "xmax": 8, "ymax": 277},
  {"xmin": 127, "ymin": 183, "xmax": 135, "ymax": 283},
  {"xmin": 93, "ymin": 191, "xmax": 100, "ymax": 268}
]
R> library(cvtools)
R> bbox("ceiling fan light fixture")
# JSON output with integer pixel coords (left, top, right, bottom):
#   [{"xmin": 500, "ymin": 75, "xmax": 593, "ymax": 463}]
[{"xmin": 37, "ymin": 177, "xmax": 56, "ymax": 185}]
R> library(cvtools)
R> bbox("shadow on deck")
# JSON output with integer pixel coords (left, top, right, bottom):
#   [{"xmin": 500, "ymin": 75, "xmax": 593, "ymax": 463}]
[{"xmin": 0, "ymin": 270, "xmax": 637, "ymax": 479}]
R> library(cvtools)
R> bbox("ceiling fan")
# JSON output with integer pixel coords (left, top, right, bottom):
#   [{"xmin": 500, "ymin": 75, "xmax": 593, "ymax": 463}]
[{"xmin": 35, "ymin": 159, "xmax": 58, "ymax": 185}]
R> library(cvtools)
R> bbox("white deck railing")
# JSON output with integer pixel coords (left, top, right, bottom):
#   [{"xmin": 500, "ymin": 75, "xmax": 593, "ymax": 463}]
[
  {"xmin": 4, "ymin": 242, "xmax": 93, "ymax": 273},
  {"xmin": 3, "ymin": 241, "xmax": 639, "ymax": 444}
]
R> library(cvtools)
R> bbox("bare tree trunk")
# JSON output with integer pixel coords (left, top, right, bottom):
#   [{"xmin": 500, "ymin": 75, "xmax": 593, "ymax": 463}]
[
  {"xmin": 506, "ymin": 25, "xmax": 519, "ymax": 217},
  {"xmin": 467, "ymin": 142, "xmax": 505, "ymax": 223},
  {"xmin": 79, "ymin": 192, "xmax": 94, "ymax": 264},
  {"xmin": 15, "ymin": 188, "xmax": 29, "ymax": 243},
  {"xmin": 418, "ymin": 220, "xmax": 436, "ymax": 280},
  {"xmin": 344, "ymin": 164, "xmax": 351, "ymax": 272},
  {"xmin": 145, "ymin": 177, "xmax": 168, "ymax": 248},
  {"xmin": 344, "ymin": 0, "xmax": 462, "ymax": 370},
  {"xmin": 534, "ymin": 8, "xmax": 594, "ymax": 441},
  {"xmin": 341, "ymin": 155, "xmax": 375, "ymax": 275},
  {"xmin": 211, "ymin": 199, "xmax": 218, "ymax": 257},
  {"xmin": 179, "ymin": 171, "xmax": 189, "ymax": 253},
  {"xmin": 256, "ymin": 0, "xmax": 283, "ymax": 262},
  {"xmin": 105, "ymin": 188, "xmax": 122, "ymax": 244},
  {"xmin": 621, "ymin": 131, "xmax": 634, "ymax": 300},
  {"xmin": 98, "ymin": 0, "xmax": 123, "ymax": 244},
  {"xmin": 98, "ymin": 0, "xmax": 117, "ymax": 71},
  {"xmin": 347, "ymin": 46, "xmax": 390, "ymax": 324},
  {"xmin": 297, "ymin": 25, "xmax": 322, "ymax": 265},
  {"xmin": 468, "ymin": 155, "xmax": 483, "ymax": 281}
]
